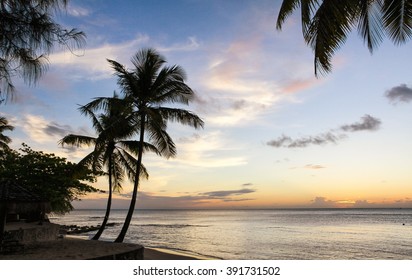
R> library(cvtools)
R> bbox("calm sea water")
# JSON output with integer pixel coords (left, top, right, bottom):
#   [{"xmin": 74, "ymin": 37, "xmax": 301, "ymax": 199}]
[{"xmin": 50, "ymin": 209, "xmax": 412, "ymax": 260}]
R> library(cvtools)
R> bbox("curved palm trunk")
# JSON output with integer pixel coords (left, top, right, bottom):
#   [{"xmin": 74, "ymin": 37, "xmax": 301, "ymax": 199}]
[
  {"xmin": 92, "ymin": 155, "xmax": 113, "ymax": 240},
  {"xmin": 115, "ymin": 114, "xmax": 145, "ymax": 243}
]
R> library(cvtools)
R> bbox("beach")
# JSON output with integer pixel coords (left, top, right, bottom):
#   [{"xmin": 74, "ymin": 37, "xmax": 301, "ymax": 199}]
[{"xmin": 0, "ymin": 237, "xmax": 200, "ymax": 260}]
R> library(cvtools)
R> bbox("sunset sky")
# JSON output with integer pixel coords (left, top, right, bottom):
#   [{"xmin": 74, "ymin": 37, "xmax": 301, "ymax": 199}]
[{"xmin": 2, "ymin": 0, "xmax": 412, "ymax": 209}]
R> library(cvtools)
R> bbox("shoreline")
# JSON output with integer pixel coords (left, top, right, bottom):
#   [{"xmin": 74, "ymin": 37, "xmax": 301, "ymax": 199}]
[
  {"xmin": 144, "ymin": 247, "xmax": 204, "ymax": 260},
  {"xmin": 0, "ymin": 235, "xmax": 206, "ymax": 260}
]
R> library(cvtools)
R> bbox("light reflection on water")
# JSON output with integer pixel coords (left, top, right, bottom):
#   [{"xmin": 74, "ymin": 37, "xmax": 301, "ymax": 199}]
[{"xmin": 51, "ymin": 209, "xmax": 412, "ymax": 259}]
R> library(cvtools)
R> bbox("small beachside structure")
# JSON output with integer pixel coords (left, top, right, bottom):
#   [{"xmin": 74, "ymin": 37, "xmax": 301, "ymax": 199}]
[{"xmin": 0, "ymin": 179, "xmax": 51, "ymax": 243}]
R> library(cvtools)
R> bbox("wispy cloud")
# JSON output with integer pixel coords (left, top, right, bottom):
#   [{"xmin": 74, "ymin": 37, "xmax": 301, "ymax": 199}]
[
  {"xmin": 18, "ymin": 114, "xmax": 90, "ymax": 144},
  {"xmin": 385, "ymin": 84, "xmax": 412, "ymax": 104},
  {"xmin": 304, "ymin": 164, "xmax": 326, "ymax": 170},
  {"xmin": 267, "ymin": 114, "xmax": 381, "ymax": 148},
  {"xmin": 158, "ymin": 36, "xmax": 201, "ymax": 52},
  {"xmin": 80, "ymin": 187, "xmax": 256, "ymax": 209},
  {"xmin": 340, "ymin": 114, "xmax": 381, "ymax": 132},
  {"xmin": 171, "ymin": 131, "xmax": 248, "ymax": 168},
  {"xmin": 310, "ymin": 197, "xmax": 341, "ymax": 208},
  {"xmin": 268, "ymin": 132, "xmax": 346, "ymax": 148},
  {"xmin": 200, "ymin": 36, "xmax": 283, "ymax": 127},
  {"xmin": 304, "ymin": 197, "xmax": 412, "ymax": 208},
  {"xmin": 67, "ymin": 3, "xmax": 90, "ymax": 17},
  {"xmin": 201, "ymin": 188, "xmax": 255, "ymax": 198},
  {"xmin": 48, "ymin": 34, "xmax": 201, "ymax": 81},
  {"xmin": 48, "ymin": 34, "xmax": 150, "ymax": 80}
]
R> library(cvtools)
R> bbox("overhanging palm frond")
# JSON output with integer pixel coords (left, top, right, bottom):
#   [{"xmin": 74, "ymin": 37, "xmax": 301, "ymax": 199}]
[
  {"xmin": 357, "ymin": 0, "xmax": 385, "ymax": 51},
  {"xmin": 276, "ymin": 0, "xmax": 320, "ymax": 34},
  {"xmin": 276, "ymin": 0, "xmax": 304, "ymax": 30},
  {"xmin": 383, "ymin": 0, "xmax": 412, "ymax": 44},
  {"xmin": 277, "ymin": 0, "xmax": 412, "ymax": 76},
  {"xmin": 305, "ymin": 0, "xmax": 356, "ymax": 75}
]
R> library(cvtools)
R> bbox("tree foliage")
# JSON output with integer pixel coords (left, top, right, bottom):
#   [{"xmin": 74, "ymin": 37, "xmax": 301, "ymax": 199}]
[
  {"xmin": 0, "ymin": 0, "xmax": 86, "ymax": 99},
  {"xmin": 0, "ymin": 143, "xmax": 98, "ymax": 213}
]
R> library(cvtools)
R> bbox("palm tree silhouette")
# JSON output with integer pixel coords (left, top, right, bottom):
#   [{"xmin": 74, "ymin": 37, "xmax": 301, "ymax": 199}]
[
  {"xmin": 276, "ymin": 0, "xmax": 412, "ymax": 75},
  {"xmin": 59, "ymin": 93, "xmax": 157, "ymax": 240},
  {"xmin": 107, "ymin": 48, "xmax": 204, "ymax": 243},
  {"xmin": 0, "ymin": 116, "xmax": 14, "ymax": 150}
]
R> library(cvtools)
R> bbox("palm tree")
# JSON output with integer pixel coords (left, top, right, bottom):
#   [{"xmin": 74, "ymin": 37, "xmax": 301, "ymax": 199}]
[
  {"xmin": 0, "ymin": 116, "xmax": 14, "ymax": 149},
  {"xmin": 106, "ymin": 48, "xmax": 204, "ymax": 243},
  {"xmin": 276, "ymin": 0, "xmax": 412, "ymax": 75},
  {"xmin": 59, "ymin": 93, "xmax": 156, "ymax": 240}
]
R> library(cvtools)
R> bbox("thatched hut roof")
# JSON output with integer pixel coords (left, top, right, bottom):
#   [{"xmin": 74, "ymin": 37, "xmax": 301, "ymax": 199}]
[{"xmin": 0, "ymin": 179, "xmax": 51, "ymax": 214}]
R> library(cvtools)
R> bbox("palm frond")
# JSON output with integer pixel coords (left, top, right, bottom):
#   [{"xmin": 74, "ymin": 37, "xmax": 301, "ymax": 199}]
[
  {"xmin": 158, "ymin": 107, "xmax": 205, "ymax": 129},
  {"xmin": 305, "ymin": 0, "xmax": 356, "ymax": 75},
  {"xmin": 59, "ymin": 134, "xmax": 96, "ymax": 147},
  {"xmin": 80, "ymin": 97, "xmax": 111, "ymax": 113},
  {"xmin": 357, "ymin": 0, "xmax": 385, "ymax": 52},
  {"xmin": 0, "ymin": 134, "xmax": 12, "ymax": 145},
  {"xmin": 146, "ymin": 121, "xmax": 177, "ymax": 158},
  {"xmin": 119, "ymin": 140, "xmax": 162, "ymax": 156},
  {"xmin": 383, "ymin": 0, "xmax": 412, "ymax": 44},
  {"xmin": 276, "ymin": 0, "xmax": 304, "ymax": 30},
  {"xmin": 107, "ymin": 59, "xmax": 140, "ymax": 97},
  {"xmin": 78, "ymin": 105, "xmax": 104, "ymax": 133},
  {"xmin": 131, "ymin": 48, "xmax": 166, "ymax": 81}
]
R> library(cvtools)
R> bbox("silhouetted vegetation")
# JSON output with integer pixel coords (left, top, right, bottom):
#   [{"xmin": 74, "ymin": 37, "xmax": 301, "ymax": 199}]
[
  {"xmin": 0, "ymin": 0, "xmax": 86, "ymax": 99},
  {"xmin": 0, "ymin": 144, "xmax": 98, "ymax": 213}
]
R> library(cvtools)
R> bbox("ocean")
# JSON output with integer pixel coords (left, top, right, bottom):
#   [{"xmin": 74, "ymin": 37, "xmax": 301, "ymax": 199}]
[{"xmin": 50, "ymin": 208, "xmax": 412, "ymax": 260}]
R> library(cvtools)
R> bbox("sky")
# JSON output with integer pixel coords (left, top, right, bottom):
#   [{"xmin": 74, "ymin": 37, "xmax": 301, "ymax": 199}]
[{"xmin": 2, "ymin": 0, "xmax": 412, "ymax": 209}]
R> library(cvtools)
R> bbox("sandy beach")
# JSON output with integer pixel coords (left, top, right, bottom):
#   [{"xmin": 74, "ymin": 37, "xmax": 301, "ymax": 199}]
[{"xmin": 0, "ymin": 238, "xmax": 201, "ymax": 260}]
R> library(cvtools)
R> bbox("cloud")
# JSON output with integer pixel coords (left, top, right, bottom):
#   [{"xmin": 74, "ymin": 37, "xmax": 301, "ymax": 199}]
[
  {"xmin": 201, "ymin": 188, "xmax": 255, "ymax": 198},
  {"xmin": 340, "ymin": 114, "xmax": 381, "ymax": 132},
  {"xmin": 67, "ymin": 4, "xmax": 90, "ymax": 17},
  {"xmin": 48, "ymin": 35, "xmax": 202, "ymax": 81},
  {"xmin": 310, "ymin": 197, "xmax": 339, "ymax": 208},
  {"xmin": 268, "ymin": 132, "xmax": 346, "ymax": 148},
  {"xmin": 48, "ymin": 34, "xmax": 150, "ymax": 80},
  {"xmin": 74, "ymin": 187, "xmax": 256, "ymax": 209},
  {"xmin": 281, "ymin": 77, "xmax": 320, "ymax": 94},
  {"xmin": 158, "ymin": 36, "xmax": 201, "ymax": 52},
  {"xmin": 17, "ymin": 114, "xmax": 90, "ymax": 145},
  {"xmin": 267, "ymin": 114, "xmax": 381, "ymax": 149},
  {"xmin": 385, "ymin": 84, "xmax": 412, "ymax": 104},
  {"xmin": 171, "ymin": 131, "xmax": 248, "ymax": 168},
  {"xmin": 193, "ymin": 14, "xmax": 316, "ymax": 128},
  {"xmin": 304, "ymin": 164, "xmax": 326, "ymax": 170},
  {"xmin": 44, "ymin": 122, "xmax": 73, "ymax": 138}
]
